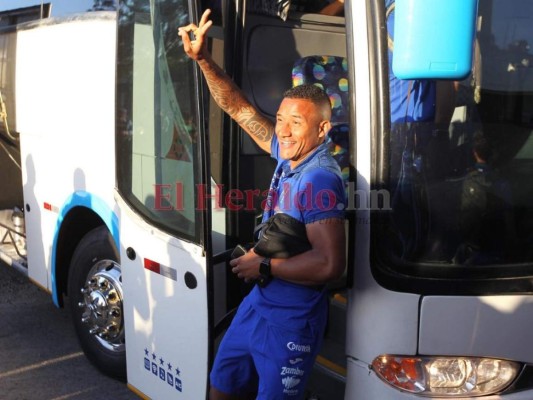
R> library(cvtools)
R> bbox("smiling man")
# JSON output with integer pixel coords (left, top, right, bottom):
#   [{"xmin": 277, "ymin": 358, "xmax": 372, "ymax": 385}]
[
  {"xmin": 179, "ymin": 9, "xmax": 346, "ymax": 400},
  {"xmin": 276, "ymin": 90, "xmax": 332, "ymax": 167}
]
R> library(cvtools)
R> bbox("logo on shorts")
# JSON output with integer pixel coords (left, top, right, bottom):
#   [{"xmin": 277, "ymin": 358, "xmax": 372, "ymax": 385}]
[
  {"xmin": 287, "ymin": 342, "xmax": 311, "ymax": 353},
  {"xmin": 281, "ymin": 366, "xmax": 305, "ymax": 376},
  {"xmin": 282, "ymin": 376, "xmax": 301, "ymax": 391}
]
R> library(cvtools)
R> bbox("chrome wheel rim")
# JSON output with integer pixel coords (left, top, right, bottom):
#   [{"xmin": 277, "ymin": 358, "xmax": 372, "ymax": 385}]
[{"xmin": 78, "ymin": 259, "xmax": 125, "ymax": 352}]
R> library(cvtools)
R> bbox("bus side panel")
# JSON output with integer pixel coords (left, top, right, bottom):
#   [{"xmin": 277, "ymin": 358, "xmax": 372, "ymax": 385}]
[
  {"xmin": 419, "ymin": 296, "xmax": 533, "ymax": 364},
  {"xmin": 15, "ymin": 15, "xmax": 116, "ymax": 290},
  {"xmin": 346, "ymin": 282, "xmax": 419, "ymax": 363}
]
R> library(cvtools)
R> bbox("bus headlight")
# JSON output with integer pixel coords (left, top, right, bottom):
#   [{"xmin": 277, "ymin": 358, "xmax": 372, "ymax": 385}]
[{"xmin": 371, "ymin": 355, "xmax": 520, "ymax": 396}]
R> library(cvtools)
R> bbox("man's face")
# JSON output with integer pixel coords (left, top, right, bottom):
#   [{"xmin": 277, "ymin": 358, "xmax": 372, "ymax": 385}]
[{"xmin": 275, "ymin": 98, "xmax": 329, "ymax": 168}]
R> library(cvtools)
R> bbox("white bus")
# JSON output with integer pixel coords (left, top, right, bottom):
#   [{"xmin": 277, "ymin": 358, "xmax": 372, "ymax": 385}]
[{"xmin": 1, "ymin": 0, "xmax": 532, "ymax": 399}]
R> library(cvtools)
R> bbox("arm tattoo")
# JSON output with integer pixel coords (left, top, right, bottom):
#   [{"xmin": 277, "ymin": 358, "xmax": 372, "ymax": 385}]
[
  {"xmin": 235, "ymin": 107, "xmax": 273, "ymax": 143},
  {"xmin": 198, "ymin": 58, "xmax": 274, "ymax": 144}
]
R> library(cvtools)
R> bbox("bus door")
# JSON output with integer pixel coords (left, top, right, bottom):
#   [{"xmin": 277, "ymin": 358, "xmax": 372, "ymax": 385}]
[
  {"xmin": 116, "ymin": 1, "xmax": 212, "ymax": 398},
  {"xmin": 238, "ymin": 7, "xmax": 350, "ymax": 398}
]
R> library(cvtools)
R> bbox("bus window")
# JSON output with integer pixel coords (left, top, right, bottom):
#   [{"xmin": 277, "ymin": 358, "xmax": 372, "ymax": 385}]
[
  {"xmin": 116, "ymin": 0, "xmax": 201, "ymax": 241},
  {"xmin": 375, "ymin": 0, "xmax": 533, "ymax": 294}
]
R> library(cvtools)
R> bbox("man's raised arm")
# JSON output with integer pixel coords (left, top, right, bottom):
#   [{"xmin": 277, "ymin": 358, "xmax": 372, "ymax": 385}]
[{"xmin": 178, "ymin": 9, "xmax": 274, "ymax": 153}]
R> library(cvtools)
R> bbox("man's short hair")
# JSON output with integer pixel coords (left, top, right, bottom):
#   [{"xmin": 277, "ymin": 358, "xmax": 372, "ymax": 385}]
[{"xmin": 283, "ymin": 84, "xmax": 332, "ymax": 113}]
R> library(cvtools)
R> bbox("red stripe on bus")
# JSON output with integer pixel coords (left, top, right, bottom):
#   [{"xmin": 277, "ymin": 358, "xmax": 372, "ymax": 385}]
[{"xmin": 144, "ymin": 258, "xmax": 161, "ymax": 274}]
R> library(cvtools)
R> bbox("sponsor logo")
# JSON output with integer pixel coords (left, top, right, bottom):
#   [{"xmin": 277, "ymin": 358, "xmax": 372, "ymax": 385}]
[
  {"xmin": 282, "ymin": 376, "xmax": 301, "ymax": 395},
  {"xmin": 289, "ymin": 357, "xmax": 303, "ymax": 365},
  {"xmin": 281, "ymin": 366, "xmax": 305, "ymax": 376},
  {"xmin": 287, "ymin": 342, "xmax": 311, "ymax": 353},
  {"xmin": 282, "ymin": 376, "xmax": 301, "ymax": 389}
]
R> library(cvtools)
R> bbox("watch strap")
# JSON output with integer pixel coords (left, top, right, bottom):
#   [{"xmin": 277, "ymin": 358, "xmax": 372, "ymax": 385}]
[{"xmin": 258, "ymin": 258, "xmax": 272, "ymax": 287}]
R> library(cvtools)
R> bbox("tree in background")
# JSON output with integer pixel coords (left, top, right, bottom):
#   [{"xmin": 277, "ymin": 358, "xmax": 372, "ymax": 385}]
[{"xmin": 88, "ymin": 0, "xmax": 117, "ymax": 11}]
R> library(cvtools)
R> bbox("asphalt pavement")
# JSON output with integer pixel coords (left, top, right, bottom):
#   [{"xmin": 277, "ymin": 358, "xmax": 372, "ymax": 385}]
[{"xmin": 0, "ymin": 261, "xmax": 139, "ymax": 400}]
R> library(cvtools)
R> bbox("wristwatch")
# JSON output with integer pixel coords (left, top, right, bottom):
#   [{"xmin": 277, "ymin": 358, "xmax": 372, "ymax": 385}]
[{"xmin": 258, "ymin": 257, "xmax": 272, "ymax": 287}]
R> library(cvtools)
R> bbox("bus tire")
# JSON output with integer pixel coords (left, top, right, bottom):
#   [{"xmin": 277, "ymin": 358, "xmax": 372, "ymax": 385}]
[{"xmin": 67, "ymin": 225, "xmax": 126, "ymax": 380}]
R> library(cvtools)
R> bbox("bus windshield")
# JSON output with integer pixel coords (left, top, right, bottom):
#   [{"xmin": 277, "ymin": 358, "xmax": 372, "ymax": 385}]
[{"xmin": 375, "ymin": 0, "xmax": 533, "ymax": 293}]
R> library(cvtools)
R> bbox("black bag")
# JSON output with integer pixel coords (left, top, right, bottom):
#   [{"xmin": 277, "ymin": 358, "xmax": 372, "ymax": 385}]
[{"xmin": 253, "ymin": 213, "xmax": 311, "ymax": 258}]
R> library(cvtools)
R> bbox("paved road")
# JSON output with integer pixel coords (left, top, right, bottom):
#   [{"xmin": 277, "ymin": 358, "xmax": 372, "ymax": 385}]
[{"xmin": 0, "ymin": 261, "xmax": 139, "ymax": 400}]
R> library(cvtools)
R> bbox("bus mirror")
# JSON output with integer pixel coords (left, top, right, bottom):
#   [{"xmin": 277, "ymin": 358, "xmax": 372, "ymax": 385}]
[{"xmin": 392, "ymin": 0, "xmax": 478, "ymax": 80}]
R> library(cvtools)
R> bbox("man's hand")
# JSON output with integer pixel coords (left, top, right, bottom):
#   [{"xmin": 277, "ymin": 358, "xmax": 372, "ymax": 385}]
[
  {"xmin": 178, "ymin": 9, "xmax": 213, "ymax": 61},
  {"xmin": 230, "ymin": 249, "xmax": 262, "ymax": 283},
  {"xmin": 177, "ymin": 8, "xmax": 274, "ymax": 153}
]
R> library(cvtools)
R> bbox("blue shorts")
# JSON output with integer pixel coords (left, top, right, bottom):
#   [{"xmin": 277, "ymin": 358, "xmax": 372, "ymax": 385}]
[{"xmin": 210, "ymin": 299, "xmax": 326, "ymax": 399}]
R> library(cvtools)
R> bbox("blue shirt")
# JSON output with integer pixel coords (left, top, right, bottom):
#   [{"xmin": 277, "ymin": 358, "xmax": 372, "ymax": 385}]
[
  {"xmin": 262, "ymin": 135, "xmax": 346, "ymax": 223},
  {"xmin": 246, "ymin": 135, "xmax": 346, "ymax": 331}
]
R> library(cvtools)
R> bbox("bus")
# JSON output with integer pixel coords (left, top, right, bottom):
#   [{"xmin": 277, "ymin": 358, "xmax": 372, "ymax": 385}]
[{"xmin": 1, "ymin": 0, "xmax": 532, "ymax": 399}]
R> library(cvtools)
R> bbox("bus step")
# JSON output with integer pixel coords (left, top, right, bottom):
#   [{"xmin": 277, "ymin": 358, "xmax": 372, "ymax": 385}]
[
  {"xmin": 306, "ymin": 353, "xmax": 346, "ymax": 399},
  {"xmin": 326, "ymin": 291, "xmax": 347, "ymax": 345}
]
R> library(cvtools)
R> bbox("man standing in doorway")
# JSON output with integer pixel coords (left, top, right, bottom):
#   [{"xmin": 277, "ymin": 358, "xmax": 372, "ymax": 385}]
[{"xmin": 179, "ymin": 9, "xmax": 346, "ymax": 399}]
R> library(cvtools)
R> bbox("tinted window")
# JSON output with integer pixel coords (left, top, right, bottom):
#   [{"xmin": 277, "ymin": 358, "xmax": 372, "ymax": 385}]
[{"xmin": 376, "ymin": 0, "xmax": 533, "ymax": 292}]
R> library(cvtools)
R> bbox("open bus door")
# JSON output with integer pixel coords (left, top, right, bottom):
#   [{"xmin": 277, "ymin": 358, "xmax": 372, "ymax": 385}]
[{"xmin": 115, "ymin": 1, "xmax": 213, "ymax": 398}]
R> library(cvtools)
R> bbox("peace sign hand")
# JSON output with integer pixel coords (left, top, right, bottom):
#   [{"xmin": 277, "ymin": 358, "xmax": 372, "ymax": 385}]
[{"xmin": 178, "ymin": 9, "xmax": 213, "ymax": 61}]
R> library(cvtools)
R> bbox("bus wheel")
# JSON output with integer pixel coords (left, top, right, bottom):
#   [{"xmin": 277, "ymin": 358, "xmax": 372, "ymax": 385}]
[{"xmin": 67, "ymin": 225, "xmax": 126, "ymax": 380}]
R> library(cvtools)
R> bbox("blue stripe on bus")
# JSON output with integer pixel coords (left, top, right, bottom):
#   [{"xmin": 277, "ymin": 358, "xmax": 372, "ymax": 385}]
[{"xmin": 51, "ymin": 191, "xmax": 119, "ymax": 307}]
